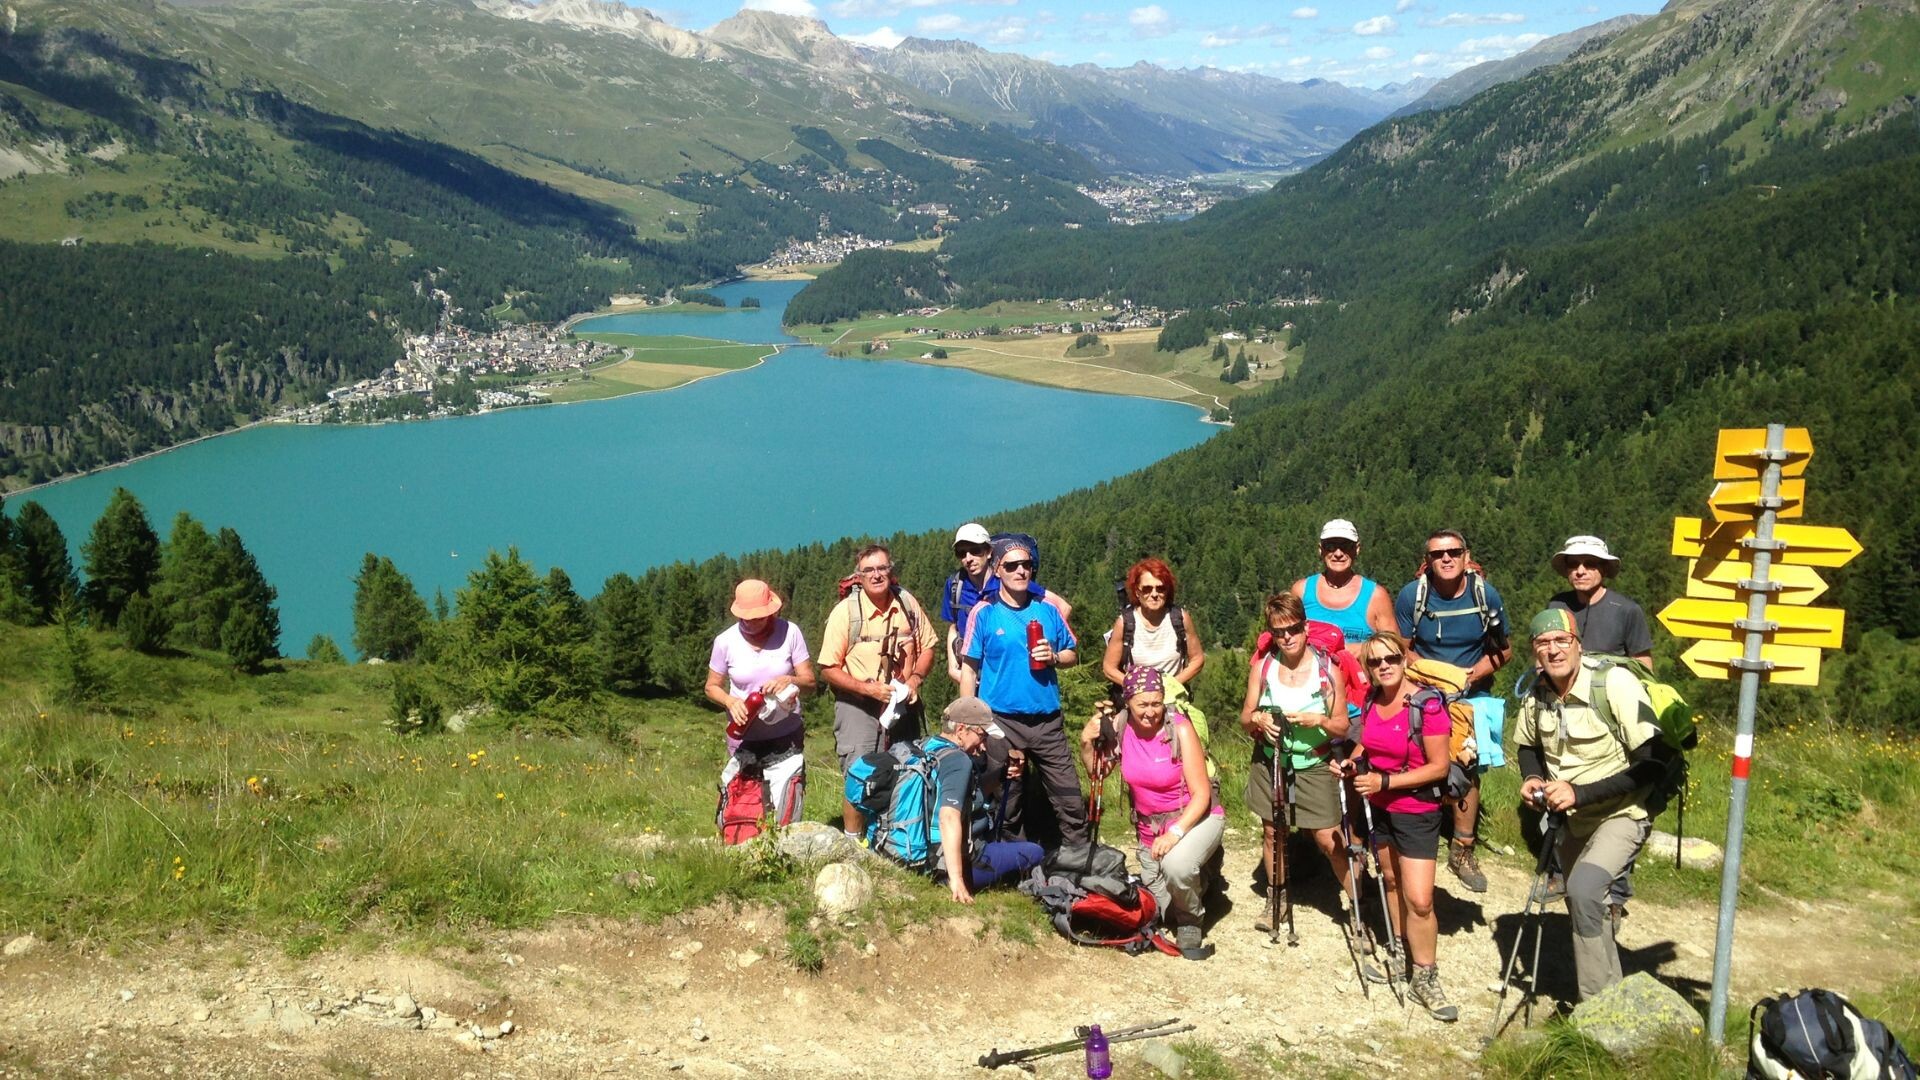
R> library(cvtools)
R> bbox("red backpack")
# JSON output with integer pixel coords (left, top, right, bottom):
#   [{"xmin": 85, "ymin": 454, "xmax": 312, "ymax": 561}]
[{"xmin": 1254, "ymin": 621, "xmax": 1368, "ymax": 710}]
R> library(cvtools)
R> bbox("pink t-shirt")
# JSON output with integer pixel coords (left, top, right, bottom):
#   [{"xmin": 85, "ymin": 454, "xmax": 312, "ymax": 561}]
[
  {"xmin": 1118, "ymin": 712, "xmax": 1224, "ymax": 845},
  {"xmin": 709, "ymin": 619, "xmax": 810, "ymax": 748},
  {"xmin": 1358, "ymin": 697, "xmax": 1446, "ymax": 815}
]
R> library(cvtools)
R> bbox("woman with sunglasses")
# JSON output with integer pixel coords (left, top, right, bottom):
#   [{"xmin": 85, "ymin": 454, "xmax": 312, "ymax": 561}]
[
  {"xmin": 1336, "ymin": 629, "xmax": 1458, "ymax": 1021},
  {"xmin": 1102, "ymin": 558, "xmax": 1205, "ymax": 687},
  {"xmin": 1239, "ymin": 594, "xmax": 1358, "ymax": 932}
]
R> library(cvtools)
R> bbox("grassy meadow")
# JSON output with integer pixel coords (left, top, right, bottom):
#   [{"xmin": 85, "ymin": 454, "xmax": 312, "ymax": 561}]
[{"xmin": 539, "ymin": 336, "xmax": 776, "ymax": 402}]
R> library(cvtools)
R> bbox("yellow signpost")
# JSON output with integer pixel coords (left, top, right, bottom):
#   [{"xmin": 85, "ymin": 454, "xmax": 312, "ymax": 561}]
[
  {"xmin": 1681, "ymin": 425, "xmax": 1860, "ymax": 1046},
  {"xmin": 1683, "ymin": 559, "xmax": 1829, "ymax": 605}
]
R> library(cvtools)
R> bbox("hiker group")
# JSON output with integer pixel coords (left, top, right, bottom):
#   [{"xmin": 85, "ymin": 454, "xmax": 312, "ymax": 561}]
[{"xmin": 704, "ymin": 519, "xmax": 1683, "ymax": 1022}]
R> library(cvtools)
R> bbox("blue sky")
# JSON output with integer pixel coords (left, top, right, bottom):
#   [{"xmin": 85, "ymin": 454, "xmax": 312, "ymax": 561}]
[{"xmin": 652, "ymin": 0, "xmax": 1660, "ymax": 87}]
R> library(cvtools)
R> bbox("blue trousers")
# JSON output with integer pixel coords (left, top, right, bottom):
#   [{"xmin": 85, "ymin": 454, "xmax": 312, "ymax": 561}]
[{"xmin": 971, "ymin": 840, "xmax": 1045, "ymax": 888}]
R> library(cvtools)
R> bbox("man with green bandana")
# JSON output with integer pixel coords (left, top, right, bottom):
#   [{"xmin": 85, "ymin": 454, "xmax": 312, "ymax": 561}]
[{"xmin": 1513, "ymin": 608, "xmax": 1677, "ymax": 1001}]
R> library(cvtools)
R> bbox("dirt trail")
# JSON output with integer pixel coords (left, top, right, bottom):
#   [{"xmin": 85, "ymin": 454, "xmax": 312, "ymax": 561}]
[{"xmin": 2, "ymin": 832, "xmax": 1912, "ymax": 1079}]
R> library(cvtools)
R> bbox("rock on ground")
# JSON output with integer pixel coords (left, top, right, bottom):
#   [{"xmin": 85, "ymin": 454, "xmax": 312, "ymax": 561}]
[
  {"xmin": 1645, "ymin": 831, "xmax": 1724, "ymax": 871},
  {"xmin": 3, "ymin": 934, "xmax": 39, "ymax": 957},
  {"xmin": 779, "ymin": 821, "xmax": 857, "ymax": 863},
  {"xmin": 1569, "ymin": 972, "xmax": 1699, "ymax": 1055},
  {"xmin": 813, "ymin": 861, "xmax": 873, "ymax": 916}
]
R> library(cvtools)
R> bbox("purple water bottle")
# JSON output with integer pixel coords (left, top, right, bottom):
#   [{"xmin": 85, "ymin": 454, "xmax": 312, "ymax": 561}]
[{"xmin": 1084, "ymin": 1024, "xmax": 1112, "ymax": 1079}]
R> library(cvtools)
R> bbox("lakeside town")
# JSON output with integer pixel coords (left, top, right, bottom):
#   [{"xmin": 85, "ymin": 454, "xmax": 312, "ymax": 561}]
[{"xmin": 1076, "ymin": 177, "xmax": 1239, "ymax": 225}]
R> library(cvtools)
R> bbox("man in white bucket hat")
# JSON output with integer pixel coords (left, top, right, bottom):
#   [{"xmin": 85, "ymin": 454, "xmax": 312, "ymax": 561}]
[{"xmin": 1546, "ymin": 535, "xmax": 1653, "ymax": 669}]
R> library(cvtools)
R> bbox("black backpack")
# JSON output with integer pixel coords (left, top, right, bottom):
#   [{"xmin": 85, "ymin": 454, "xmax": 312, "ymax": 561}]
[{"xmin": 1748, "ymin": 989, "xmax": 1917, "ymax": 1080}]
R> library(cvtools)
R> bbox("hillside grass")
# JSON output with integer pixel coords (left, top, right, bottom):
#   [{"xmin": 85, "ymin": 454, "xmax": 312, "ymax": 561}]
[{"xmin": 0, "ymin": 622, "xmax": 1042, "ymax": 955}]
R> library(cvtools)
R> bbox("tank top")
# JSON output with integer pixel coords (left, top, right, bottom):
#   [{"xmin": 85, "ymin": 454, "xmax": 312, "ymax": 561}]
[
  {"xmin": 1257, "ymin": 652, "xmax": 1332, "ymax": 770},
  {"xmin": 1358, "ymin": 698, "xmax": 1445, "ymax": 815},
  {"xmin": 1302, "ymin": 574, "xmax": 1380, "ymax": 650},
  {"xmin": 1119, "ymin": 713, "xmax": 1224, "ymax": 845},
  {"xmin": 1123, "ymin": 609, "xmax": 1184, "ymax": 677}
]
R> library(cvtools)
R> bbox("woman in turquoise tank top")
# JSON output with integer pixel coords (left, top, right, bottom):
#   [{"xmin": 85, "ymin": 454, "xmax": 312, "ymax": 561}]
[{"xmin": 1291, "ymin": 518, "xmax": 1395, "ymax": 657}]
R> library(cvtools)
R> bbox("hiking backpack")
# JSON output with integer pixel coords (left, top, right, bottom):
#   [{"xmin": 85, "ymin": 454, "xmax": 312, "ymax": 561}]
[
  {"xmin": 1020, "ymin": 844, "xmax": 1179, "ymax": 956},
  {"xmin": 1748, "ymin": 989, "xmax": 1917, "ymax": 1080},
  {"xmin": 853, "ymin": 737, "xmax": 971, "ymax": 871},
  {"xmin": 717, "ymin": 743, "xmax": 803, "ymax": 845},
  {"xmin": 1349, "ymin": 657, "xmax": 1476, "ymax": 802},
  {"xmin": 1410, "ymin": 568, "xmax": 1508, "ymax": 655}
]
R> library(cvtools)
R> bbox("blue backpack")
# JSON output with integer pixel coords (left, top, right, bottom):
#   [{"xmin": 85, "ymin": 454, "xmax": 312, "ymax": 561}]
[{"xmin": 846, "ymin": 737, "xmax": 969, "ymax": 871}]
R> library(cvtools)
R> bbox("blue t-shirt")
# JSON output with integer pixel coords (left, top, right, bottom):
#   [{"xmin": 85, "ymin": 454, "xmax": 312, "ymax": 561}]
[
  {"xmin": 1394, "ymin": 574, "xmax": 1507, "ymax": 670},
  {"xmin": 940, "ymin": 573, "xmax": 1052, "ymax": 625},
  {"xmin": 1300, "ymin": 574, "xmax": 1380, "ymax": 651},
  {"xmin": 962, "ymin": 595, "xmax": 1076, "ymax": 716}
]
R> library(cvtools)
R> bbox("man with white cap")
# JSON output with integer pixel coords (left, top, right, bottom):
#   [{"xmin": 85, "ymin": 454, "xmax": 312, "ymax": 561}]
[
  {"xmin": 940, "ymin": 522, "xmax": 1072, "ymax": 681},
  {"xmin": 1291, "ymin": 518, "xmax": 1394, "ymax": 659},
  {"xmin": 1547, "ymin": 536, "xmax": 1654, "ymax": 669}
]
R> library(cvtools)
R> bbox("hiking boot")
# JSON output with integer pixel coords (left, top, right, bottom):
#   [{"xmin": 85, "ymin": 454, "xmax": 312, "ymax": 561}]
[
  {"xmin": 1448, "ymin": 842, "xmax": 1488, "ymax": 894},
  {"xmin": 1253, "ymin": 901, "xmax": 1288, "ymax": 934},
  {"xmin": 1410, "ymin": 964, "xmax": 1460, "ymax": 1023},
  {"xmin": 1529, "ymin": 873, "xmax": 1566, "ymax": 906},
  {"xmin": 1175, "ymin": 924, "xmax": 1205, "ymax": 958}
]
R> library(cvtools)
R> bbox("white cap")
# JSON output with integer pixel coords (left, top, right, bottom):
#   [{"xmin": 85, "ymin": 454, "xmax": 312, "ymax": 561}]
[
  {"xmin": 953, "ymin": 522, "xmax": 991, "ymax": 548},
  {"xmin": 1551, "ymin": 535, "xmax": 1621, "ymax": 576},
  {"xmin": 1319, "ymin": 519, "xmax": 1360, "ymax": 543}
]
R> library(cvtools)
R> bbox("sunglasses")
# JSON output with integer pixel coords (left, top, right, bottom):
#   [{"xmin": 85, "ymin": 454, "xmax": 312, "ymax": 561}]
[
  {"xmin": 1364, "ymin": 653, "xmax": 1405, "ymax": 668},
  {"xmin": 1137, "ymin": 584, "xmax": 1168, "ymax": 595},
  {"xmin": 955, "ymin": 543, "xmax": 992, "ymax": 557},
  {"xmin": 999, "ymin": 559, "xmax": 1035, "ymax": 573},
  {"xmin": 1272, "ymin": 622, "xmax": 1306, "ymax": 637},
  {"xmin": 1565, "ymin": 557, "xmax": 1607, "ymax": 571},
  {"xmin": 1427, "ymin": 547, "xmax": 1466, "ymax": 560},
  {"xmin": 1321, "ymin": 541, "xmax": 1357, "ymax": 553}
]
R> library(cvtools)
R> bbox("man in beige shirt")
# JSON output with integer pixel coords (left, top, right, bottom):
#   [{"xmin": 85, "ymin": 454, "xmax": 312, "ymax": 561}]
[
  {"xmin": 820, "ymin": 543, "xmax": 938, "ymax": 834},
  {"xmin": 1513, "ymin": 608, "xmax": 1675, "ymax": 1001}
]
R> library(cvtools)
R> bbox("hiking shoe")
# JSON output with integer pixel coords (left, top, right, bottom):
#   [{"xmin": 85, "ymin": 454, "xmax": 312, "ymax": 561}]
[
  {"xmin": 1175, "ymin": 924, "xmax": 1205, "ymax": 958},
  {"xmin": 1410, "ymin": 964, "xmax": 1460, "ymax": 1023},
  {"xmin": 1529, "ymin": 873, "xmax": 1566, "ymax": 906},
  {"xmin": 1253, "ymin": 902, "xmax": 1288, "ymax": 934},
  {"xmin": 1448, "ymin": 842, "xmax": 1488, "ymax": 894}
]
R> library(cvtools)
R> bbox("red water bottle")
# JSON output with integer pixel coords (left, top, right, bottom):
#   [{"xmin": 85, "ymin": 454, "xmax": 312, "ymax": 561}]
[
  {"xmin": 732, "ymin": 691, "xmax": 763, "ymax": 739},
  {"xmin": 1027, "ymin": 620, "xmax": 1046, "ymax": 671}
]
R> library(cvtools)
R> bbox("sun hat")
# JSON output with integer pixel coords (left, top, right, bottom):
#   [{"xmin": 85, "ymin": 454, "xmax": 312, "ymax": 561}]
[
  {"xmin": 943, "ymin": 697, "xmax": 994, "ymax": 731},
  {"xmin": 1551, "ymin": 535, "xmax": 1621, "ymax": 577},
  {"xmin": 729, "ymin": 579, "xmax": 783, "ymax": 620},
  {"xmin": 1319, "ymin": 519, "xmax": 1360, "ymax": 544},
  {"xmin": 1529, "ymin": 608, "xmax": 1580, "ymax": 639}
]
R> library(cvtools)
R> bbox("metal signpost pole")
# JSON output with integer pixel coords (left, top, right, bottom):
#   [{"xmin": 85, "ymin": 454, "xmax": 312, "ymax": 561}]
[{"xmin": 1706, "ymin": 422, "xmax": 1785, "ymax": 1044}]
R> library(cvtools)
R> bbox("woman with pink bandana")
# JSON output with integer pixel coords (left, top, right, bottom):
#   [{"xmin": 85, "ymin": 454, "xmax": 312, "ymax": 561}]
[{"xmin": 1080, "ymin": 665, "xmax": 1224, "ymax": 959}]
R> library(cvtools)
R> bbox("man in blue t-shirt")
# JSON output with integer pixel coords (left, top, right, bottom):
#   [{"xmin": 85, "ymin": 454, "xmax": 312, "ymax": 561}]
[
  {"xmin": 941, "ymin": 522, "xmax": 1072, "ymax": 681},
  {"xmin": 1395, "ymin": 527, "xmax": 1512, "ymax": 893},
  {"xmin": 960, "ymin": 537, "xmax": 1085, "ymax": 848}
]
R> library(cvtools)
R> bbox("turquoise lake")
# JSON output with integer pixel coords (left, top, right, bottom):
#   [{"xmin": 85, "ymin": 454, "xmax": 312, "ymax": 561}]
[{"xmin": 12, "ymin": 279, "xmax": 1215, "ymax": 653}]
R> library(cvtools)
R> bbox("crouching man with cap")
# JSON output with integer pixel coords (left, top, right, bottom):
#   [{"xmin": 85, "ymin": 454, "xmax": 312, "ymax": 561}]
[
  {"xmin": 1513, "ymin": 609, "xmax": 1677, "ymax": 1000},
  {"xmin": 922, "ymin": 699, "xmax": 1046, "ymax": 904}
]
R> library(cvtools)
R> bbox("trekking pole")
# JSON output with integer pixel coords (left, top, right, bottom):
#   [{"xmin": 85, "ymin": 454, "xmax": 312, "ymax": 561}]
[
  {"xmin": 1335, "ymin": 775, "xmax": 1373, "ymax": 999},
  {"xmin": 1357, "ymin": 794, "xmax": 1407, "ymax": 1005},
  {"xmin": 1268, "ymin": 738, "xmax": 1283, "ymax": 947},
  {"xmin": 979, "ymin": 1020, "xmax": 1194, "ymax": 1068},
  {"xmin": 1086, "ymin": 706, "xmax": 1114, "ymax": 875},
  {"xmin": 1485, "ymin": 802, "xmax": 1565, "ymax": 1043},
  {"xmin": 1280, "ymin": 715, "xmax": 1298, "ymax": 948}
]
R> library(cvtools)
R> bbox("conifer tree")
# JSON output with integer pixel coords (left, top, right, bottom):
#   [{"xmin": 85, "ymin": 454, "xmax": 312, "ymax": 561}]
[
  {"xmin": 81, "ymin": 488, "xmax": 161, "ymax": 628},
  {"xmin": 50, "ymin": 600, "xmax": 111, "ymax": 706},
  {"xmin": 351, "ymin": 554, "xmax": 430, "ymax": 662},
  {"xmin": 12, "ymin": 501, "xmax": 76, "ymax": 624},
  {"xmin": 221, "ymin": 604, "xmax": 274, "ymax": 673},
  {"xmin": 119, "ymin": 592, "xmax": 171, "ymax": 654},
  {"xmin": 211, "ymin": 527, "xmax": 280, "ymax": 661},
  {"xmin": 155, "ymin": 512, "xmax": 223, "ymax": 648},
  {"xmin": 0, "ymin": 495, "xmax": 30, "ymax": 625},
  {"xmin": 595, "ymin": 572, "xmax": 654, "ymax": 694},
  {"xmin": 306, "ymin": 634, "xmax": 347, "ymax": 664}
]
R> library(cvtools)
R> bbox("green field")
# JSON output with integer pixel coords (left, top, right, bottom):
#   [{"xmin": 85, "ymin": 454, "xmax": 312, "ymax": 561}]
[
  {"xmin": 787, "ymin": 300, "xmax": 1119, "ymax": 345},
  {"xmin": 535, "ymin": 335, "xmax": 775, "ymax": 403}
]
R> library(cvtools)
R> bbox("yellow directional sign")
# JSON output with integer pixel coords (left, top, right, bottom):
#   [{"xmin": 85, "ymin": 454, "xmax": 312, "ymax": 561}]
[
  {"xmin": 1681, "ymin": 640, "xmax": 1823, "ymax": 686},
  {"xmin": 1684, "ymin": 559, "xmax": 1829, "ymax": 605},
  {"xmin": 1658, "ymin": 598, "xmax": 1845, "ymax": 649},
  {"xmin": 1709, "ymin": 478, "xmax": 1806, "ymax": 522},
  {"xmin": 1671, "ymin": 517, "xmax": 1864, "ymax": 568},
  {"xmin": 1714, "ymin": 427, "xmax": 1813, "ymax": 480}
]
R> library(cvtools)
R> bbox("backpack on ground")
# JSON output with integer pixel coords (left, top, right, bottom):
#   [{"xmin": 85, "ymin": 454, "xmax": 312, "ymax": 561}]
[
  {"xmin": 1020, "ymin": 844, "xmax": 1180, "ymax": 956},
  {"xmin": 1748, "ymin": 988, "xmax": 1917, "ymax": 1080},
  {"xmin": 717, "ymin": 743, "xmax": 803, "ymax": 845}
]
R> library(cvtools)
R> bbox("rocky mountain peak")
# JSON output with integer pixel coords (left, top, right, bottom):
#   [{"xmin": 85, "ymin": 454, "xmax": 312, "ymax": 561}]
[
  {"xmin": 702, "ymin": 9, "xmax": 865, "ymax": 70},
  {"xmin": 473, "ymin": 0, "xmax": 722, "ymax": 59}
]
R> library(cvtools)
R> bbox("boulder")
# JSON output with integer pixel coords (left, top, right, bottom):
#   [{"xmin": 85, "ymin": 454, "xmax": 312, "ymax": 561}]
[
  {"xmin": 1569, "ymin": 972, "xmax": 1699, "ymax": 1056},
  {"xmin": 779, "ymin": 821, "xmax": 856, "ymax": 863},
  {"xmin": 3, "ymin": 934, "xmax": 40, "ymax": 957},
  {"xmin": 813, "ymin": 861, "xmax": 873, "ymax": 916},
  {"xmin": 1645, "ymin": 831, "xmax": 1724, "ymax": 871}
]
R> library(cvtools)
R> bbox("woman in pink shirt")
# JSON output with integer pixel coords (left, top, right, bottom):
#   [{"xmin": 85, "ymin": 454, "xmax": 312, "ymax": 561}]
[
  {"xmin": 1080, "ymin": 666, "xmax": 1224, "ymax": 959},
  {"xmin": 704, "ymin": 579, "xmax": 817, "ymax": 833},
  {"xmin": 1336, "ymin": 630, "xmax": 1459, "ymax": 1021}
]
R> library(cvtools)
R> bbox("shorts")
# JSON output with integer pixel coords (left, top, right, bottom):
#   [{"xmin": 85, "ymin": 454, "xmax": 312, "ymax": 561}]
[
  {"xmin": 1369, "ymin": 805, "xmax": 1443, "ymax": 861},
  {"xmin": 833, "ymin": 695, "xmax": 923, "ymax": 768},
  {"xmin": 1243, "ymin": 752, "xmax": 1341, "ymax": 831}
]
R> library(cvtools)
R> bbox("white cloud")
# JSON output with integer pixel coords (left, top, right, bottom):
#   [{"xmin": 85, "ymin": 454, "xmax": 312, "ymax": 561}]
[
  {"xmin": 1129, "ymin": 4, "xmax": 1175, "ymax": 37},
  {"xmin": 1425, "ymin": 11, "xmax": 1524, "ymax": 26},
  {"xmin": 915, "ymin": 11, "xmax": 965, "ymax": 32},
  {"xmin": 1393, "ymin": 0, "xmax": 1416, "ymax": 10},
  {"xmin": 1363, "ymin": 45, "xmax": 1394, "ymax": 59},
  {"xmin": 1079, "ymin": 10, "xmax": 1113, "ymax": 23},
  {"xmin": 1352, "ymin": 14, "xmax": 1398, "ymax": 35},
  {"xmin": 1199, "ymin": 22, "xmax": 1279, "ymax": 48},
  {"xmin": 1455, "ymin": 31, "xmax": 1545, "ymax": 53},
  {"xmin": 743, "ymin": 0, "xmax": 819, "ymax": 16},
  {"xmin": 1286, "ymin": 53, "xmax": 1313, "ymax": 67},
  {"xmin": 1290, "ymin": 6, "xmax": 1319, "ymax": 17},
  {"xmin": 987, "ymin": 16, "xmax": 1036, "ymax": 42},
  {"xmin": 1200, "ymin": 32, "xmax": 1234, "ymax": 47},
  {"xmin": 844, "ymin": 24, "xmax": 905, "ymax": 45},
  {"xmin": 1410, "ymin": 50, "xmax": 1440, "ymax": 64}
]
